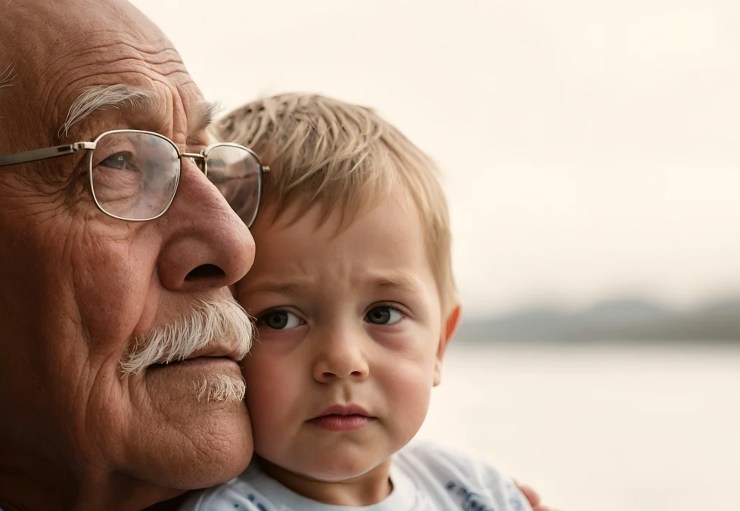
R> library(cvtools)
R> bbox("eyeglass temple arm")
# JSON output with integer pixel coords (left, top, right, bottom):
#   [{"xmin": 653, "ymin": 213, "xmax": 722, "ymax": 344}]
[{"xmin": 0, "ymin": 142, "xmax": 95, "ymax": 167}]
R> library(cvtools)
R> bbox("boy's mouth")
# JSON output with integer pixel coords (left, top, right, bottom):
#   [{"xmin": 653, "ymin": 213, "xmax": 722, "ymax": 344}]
[{"xmin": 308, "ymin": 404, "xmax": 377, "ymax": 431}]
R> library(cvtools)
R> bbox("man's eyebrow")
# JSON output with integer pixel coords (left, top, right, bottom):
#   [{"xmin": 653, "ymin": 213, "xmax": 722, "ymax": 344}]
[
  {"xmin": 59, "ymin": 84, "xmax": 155, "ymax": 138},
  {"xmin": 191, "ymin": 101, "xmax": 220, "ymax": 135}
]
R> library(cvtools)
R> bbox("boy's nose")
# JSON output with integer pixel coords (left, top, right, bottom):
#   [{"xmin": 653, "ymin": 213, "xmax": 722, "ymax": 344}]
[{"xmin": 312, "ymin": 329, "xmax": 369, "ymax": 383}]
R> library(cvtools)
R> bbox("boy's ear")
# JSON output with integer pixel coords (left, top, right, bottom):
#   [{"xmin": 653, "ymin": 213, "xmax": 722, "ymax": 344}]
[{"xmin": 433, "ymin": 303, "xmax": 461, "ymax": 386}]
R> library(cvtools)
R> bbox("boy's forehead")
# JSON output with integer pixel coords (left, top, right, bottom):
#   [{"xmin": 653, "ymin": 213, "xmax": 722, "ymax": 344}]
[
  {"xmin": 250, "ymin": 188, "xmax": 429, "ymax": 267},
  {"xmin": 258, "ymin": 179, "xmax": 419, "ymax": 229}
]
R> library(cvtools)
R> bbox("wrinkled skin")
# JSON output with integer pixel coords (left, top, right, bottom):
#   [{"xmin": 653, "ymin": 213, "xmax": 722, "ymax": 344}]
[{"xmin": 0, "ymin": 1, "xmax": 255, "ymax": 509}]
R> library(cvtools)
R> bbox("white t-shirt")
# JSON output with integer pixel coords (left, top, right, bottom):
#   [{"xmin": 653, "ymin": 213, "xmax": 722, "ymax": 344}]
[{"xmin": 180, "ymin": 440, "xmax": 532, "ymax": 511}]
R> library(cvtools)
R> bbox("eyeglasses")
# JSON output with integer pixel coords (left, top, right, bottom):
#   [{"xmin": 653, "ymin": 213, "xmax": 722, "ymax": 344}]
[{"xmin": 0, "ymin": 129, "xmax": 269, "ymax": 225}]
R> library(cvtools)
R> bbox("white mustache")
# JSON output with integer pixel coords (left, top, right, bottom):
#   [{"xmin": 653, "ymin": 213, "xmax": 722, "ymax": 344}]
[{"xmin": 119, "ymin": 299, "xmax": 254, "ymax": 378}]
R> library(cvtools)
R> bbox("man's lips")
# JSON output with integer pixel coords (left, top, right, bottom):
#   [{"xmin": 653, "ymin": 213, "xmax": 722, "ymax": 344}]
[
  {"xmin": 150, "ymin": 344, "xmax": 244, "ymax": 368},
  {"xmin": 149, "ymin": 357, "xmax": 240, "ymax": 372},
  {"xmin": 188, "ymin": 344, "xmax": 244, "ymax": 362},
  {"xmin": 308, "ymin": 404, "xmax": 377, "ymax": 431}
]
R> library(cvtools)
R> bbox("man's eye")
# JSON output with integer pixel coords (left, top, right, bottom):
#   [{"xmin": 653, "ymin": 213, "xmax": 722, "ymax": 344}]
[
  {"xmin": 257, "ymin": 310, "xmax": 303, "ymax": 330},
  {"xmin": 365, "ymin": 306, "xmax": 404, "ymax": 326},
  {"xmin": 99, "ymin": 152, "xmax": 134, "ymax": 170}
]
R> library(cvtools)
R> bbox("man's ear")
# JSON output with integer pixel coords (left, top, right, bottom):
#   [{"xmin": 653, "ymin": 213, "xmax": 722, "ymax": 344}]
[{"xmin": 433, "ymin": 303, "xmax": 461, "ymax": 386}]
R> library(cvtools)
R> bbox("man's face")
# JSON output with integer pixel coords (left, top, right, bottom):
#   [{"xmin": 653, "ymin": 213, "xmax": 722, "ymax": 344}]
[
  {"xmin": 235, "ymin": 190, "xmax": 453, "ymax": 502},
  {"xmin": 0, "ymin": 0, "xmax": 255, "ymax": 501}
]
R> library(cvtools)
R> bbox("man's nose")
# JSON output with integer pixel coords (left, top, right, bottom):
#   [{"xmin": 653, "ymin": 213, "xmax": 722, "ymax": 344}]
[{"xmin": 156, "ymin": 159, "xmax": 256, "ymax": 292}]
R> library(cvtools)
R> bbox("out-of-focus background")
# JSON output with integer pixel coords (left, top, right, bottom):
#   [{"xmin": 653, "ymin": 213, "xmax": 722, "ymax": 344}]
[{"xmin": 131, "ymin": 1, "xmax": 740, "ymax": 509}]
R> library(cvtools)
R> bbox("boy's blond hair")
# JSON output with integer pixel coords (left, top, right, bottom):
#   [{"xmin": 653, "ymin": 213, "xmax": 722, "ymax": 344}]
[{"xmin": 213, "ymin": 93, "xmax": 457, "ymax": 313}]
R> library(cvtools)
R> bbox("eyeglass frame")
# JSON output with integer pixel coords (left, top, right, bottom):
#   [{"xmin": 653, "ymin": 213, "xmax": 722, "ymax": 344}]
[{"xmin": 0, "ymin": 129, "xmax": 270, "ymax": 224}]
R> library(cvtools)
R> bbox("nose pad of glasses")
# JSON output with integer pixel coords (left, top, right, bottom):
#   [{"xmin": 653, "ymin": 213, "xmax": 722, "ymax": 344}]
[{"xmin": 191, "ymin": 157, "xmax": 206, "ymax": 173}]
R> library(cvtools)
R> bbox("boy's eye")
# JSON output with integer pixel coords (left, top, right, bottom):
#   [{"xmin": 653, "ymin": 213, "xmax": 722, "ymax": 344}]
[
  {"xmin": 257, "ymin": 310, "xmax": 303, "ymax": 330},
  {"xmin": 365, "ymin": 306, "xmax": 404, "ymax": 326}
]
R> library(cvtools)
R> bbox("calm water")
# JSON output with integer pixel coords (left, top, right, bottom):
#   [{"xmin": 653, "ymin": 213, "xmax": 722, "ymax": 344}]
[{"xmin": 417, "ymin": 341, "xmax": 740, "ymax": 511}]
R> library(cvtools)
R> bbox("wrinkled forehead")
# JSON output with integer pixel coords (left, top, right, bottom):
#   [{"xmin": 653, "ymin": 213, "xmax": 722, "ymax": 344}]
[{"xmin": 0, "ymin": 0, "xmax": 206, "ymax": 145}]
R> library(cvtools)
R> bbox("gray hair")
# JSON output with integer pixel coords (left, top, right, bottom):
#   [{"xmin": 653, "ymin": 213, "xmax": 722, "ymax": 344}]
[
  {"xmin": 0, "ymin": 63, "xmax": 14, "ymax": 92},
  {"xmin": 59, "ymin": 84, "xmax": 155, "ymax": 138},
  {"xmin": 0, "ymin": 64, "xmax": 15, "ymax": 120},
  {"xmin": 120, "ymin": 299, "xmax": 255, "ymax": 403}
]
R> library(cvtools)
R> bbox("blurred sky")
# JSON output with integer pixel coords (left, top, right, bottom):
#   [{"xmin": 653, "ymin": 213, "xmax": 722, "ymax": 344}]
[{"xmin": 131, "ymin": 0, "xmax": 740, "ymax": 318}]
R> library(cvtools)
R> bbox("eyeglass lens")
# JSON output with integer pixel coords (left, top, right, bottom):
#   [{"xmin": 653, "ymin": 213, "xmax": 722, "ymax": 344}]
[
  {"xmin": 89, "ymin": 132, "xmax": 262, "ymax": 224},
  {"xmin": 205, "ymin": 145, "xmax": 263, "ymax": 227},
  {"xmin": 90, "ymin": 131, "xmax": 179, "ymax": 221}
]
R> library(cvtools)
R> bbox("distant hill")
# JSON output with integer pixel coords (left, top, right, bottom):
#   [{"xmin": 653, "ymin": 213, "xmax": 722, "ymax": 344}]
[{"xmin": 456, "ymin": 297, "xmax": 740, "ymax": 342}]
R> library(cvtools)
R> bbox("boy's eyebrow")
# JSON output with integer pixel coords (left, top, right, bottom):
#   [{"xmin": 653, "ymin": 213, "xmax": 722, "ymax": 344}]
[
  {"xmin": 245, "ymin": 280, "xmax": 305, "ymax": 295},
  {"xmin": 369, "ymin": 272, "xmax": 421, "ymax": 291},
  {"xmin": 247, "ymin": 272, "xmax": 422, "ymax": 294}
]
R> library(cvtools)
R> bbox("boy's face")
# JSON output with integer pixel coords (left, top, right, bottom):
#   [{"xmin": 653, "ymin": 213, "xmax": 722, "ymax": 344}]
[{"xmin": 236, "ymin": 188, "xmax": 457, "ymax": 501}]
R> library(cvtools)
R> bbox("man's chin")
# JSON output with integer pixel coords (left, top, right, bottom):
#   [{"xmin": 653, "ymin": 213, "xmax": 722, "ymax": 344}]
[
  {"xmin": 126, "ymin": 422, "xmax": 253, "ymax": 492},
  {"xmin": 127, "ymin": 362, "xmax": 253, "ymax": 489}
]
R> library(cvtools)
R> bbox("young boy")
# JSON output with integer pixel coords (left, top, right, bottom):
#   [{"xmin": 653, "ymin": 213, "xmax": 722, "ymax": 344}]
[{"xmin": 180, "ymin": 93, "xmax": 534, "ymax": 510}]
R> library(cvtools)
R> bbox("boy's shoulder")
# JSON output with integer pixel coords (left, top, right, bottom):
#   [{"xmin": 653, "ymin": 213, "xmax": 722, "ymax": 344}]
[
  {"xmin": 392, "ymin": 440, "xmax": 533, "ymax": 511},
  {"xmin": 179, "ymin": 442, "xmax": 532, "ymax": 511},
  {"xmin": 177, "ymin": 464, "xmax": 281, "ymax": 511}
]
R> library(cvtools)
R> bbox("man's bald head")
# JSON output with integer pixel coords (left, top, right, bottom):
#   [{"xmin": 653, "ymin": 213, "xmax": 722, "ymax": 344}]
[{"xmin": 0, "ymin": 0, "xmax": 191, "ymax": 150}]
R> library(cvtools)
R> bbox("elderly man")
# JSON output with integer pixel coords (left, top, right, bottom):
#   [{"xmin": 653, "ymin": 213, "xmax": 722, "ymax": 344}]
[{"xmin": 0, "ymin": 0, "xmax": 266, "ymax": 509}]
